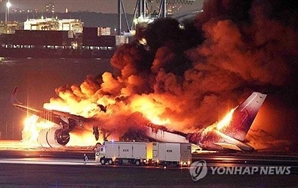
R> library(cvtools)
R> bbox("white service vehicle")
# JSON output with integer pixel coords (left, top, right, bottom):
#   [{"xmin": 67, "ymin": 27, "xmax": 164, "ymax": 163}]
[
  {"xmin": 95, "ymin": 141, "xmax": 153, "ymax": 165},
  {"xmin": 152, "ymin": 142, "xmax": 192, "ymax": 166}
]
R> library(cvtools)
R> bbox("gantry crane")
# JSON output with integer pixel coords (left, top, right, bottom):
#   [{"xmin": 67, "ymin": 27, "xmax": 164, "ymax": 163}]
[{"xmin": 117, "ymin": 0, "xmax": 196, "ymax": 34}]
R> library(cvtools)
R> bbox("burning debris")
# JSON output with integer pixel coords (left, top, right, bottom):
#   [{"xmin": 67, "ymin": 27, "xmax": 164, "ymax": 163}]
[{"xmin": 22, "ymin": 0, "xmax": 298, "ymax": 150}]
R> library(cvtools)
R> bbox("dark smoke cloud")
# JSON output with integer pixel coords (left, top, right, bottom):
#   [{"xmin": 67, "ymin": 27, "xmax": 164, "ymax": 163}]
[{"xmin": 48, "ymin": 0, "xmax": 298, "ymax": 151}]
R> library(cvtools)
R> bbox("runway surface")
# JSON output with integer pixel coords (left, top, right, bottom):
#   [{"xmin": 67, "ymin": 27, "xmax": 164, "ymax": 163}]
[{"xmin": 0, "ymin": 148, "xmax": 298, "ymax": 187}]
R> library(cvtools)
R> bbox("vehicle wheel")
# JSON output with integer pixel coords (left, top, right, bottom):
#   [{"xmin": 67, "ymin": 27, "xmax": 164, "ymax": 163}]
[
  {"xmin": 100, "ymin": 159, "xmax": 106, "ymax": 165},
  {"xmin": 135, "ymin": 160, "xmax": 140, "ymax": 166},
  {"xmin": 108, "ymin": 159, "xmax": 113, "ymax": 165}
]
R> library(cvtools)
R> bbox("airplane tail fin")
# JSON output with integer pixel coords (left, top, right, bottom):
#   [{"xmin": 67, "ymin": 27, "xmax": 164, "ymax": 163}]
[{"xmin": 222, "ymin": 92, "xmax": 267, "ymax": 141}]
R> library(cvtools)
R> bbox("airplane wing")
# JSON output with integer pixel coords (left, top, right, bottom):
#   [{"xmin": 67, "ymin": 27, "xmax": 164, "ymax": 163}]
[
  {"xmin": 214, "ymin": 142, "xmax": 242, "ymax": 151},
  {"xmin": 11, "ymin": 87, "xmax": 85, "ymax": 129},
  {"xmin": 11, "ymin": 87, "xmax": 41, "ymax": 114},
  {"xmin": 11, "ymin": 87, "xmax": 110, "ymax": 147}
]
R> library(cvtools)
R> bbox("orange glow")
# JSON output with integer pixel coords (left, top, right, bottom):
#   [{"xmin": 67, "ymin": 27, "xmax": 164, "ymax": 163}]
[
  {"xmin": 68, "ymin": 132, "xmax": 99, "ymax": 146},
  {"xmin": 22, "ymin": 115, "xmax": 99, "ymax": 147},
  {"xmin": 130, "ymin": 95, "xmax": 171, "ymax": 125},
  {"xmin": 43, "ymin": 101, "xmax": 99, "ymax": 118},
  {"xmin": 201, "ymin": 108, "xmax": 235, "ymax": 135},
  {"xmin": 22, "ymin": 115, "xmax": 54, "ymax": 145},
  {"xmin": 147, "ymin": 142, "xmax": 153, "ymax": 159},
  {"xmin": 21, "ymin": 94, "xmax": 174, "ymax": 146},
  {"xmin": 216, "ymin": 108, "xmax": 235, "ymax": 130},
  {"xmin": 22, "ymin": 95, "xmax": 236, "ymax": 147}
]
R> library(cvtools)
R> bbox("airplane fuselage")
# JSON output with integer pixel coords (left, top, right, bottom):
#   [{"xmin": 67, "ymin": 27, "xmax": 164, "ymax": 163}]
[{"xmin": 11, "ymin": 87, "xmax": 266, "ymax": 150}]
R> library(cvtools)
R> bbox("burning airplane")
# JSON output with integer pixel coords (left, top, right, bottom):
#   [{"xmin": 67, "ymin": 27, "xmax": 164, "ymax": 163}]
[
  {"xmin": 11, "ymin": 87, "xmax": 266, "ymax": 151},
  {"xmin": 10, "ymin": 0, "xmax": 297, "ymax": 152}
]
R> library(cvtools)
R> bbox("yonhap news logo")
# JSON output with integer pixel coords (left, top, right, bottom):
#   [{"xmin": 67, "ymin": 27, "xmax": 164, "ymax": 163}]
[
  {"xmin": 189, "ymin": 160, "xmax": 208, "ymax": 181},
  {"xmin": 189, "ymin": 160, "xmax": 291, "ymax": 181}
]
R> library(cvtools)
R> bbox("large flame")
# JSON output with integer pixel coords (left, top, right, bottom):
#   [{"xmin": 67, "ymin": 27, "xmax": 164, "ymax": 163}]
[
  {"xmin": 129, "ymin": 95, "xmax": 171, "ymax": 125},
  {"xmin": 68, "ymin": 132, "xmax": 98, "ymax": 146},
  {"xmin": 21, "ymin": 93, "xmax": 174, "ymax": 146},
  {"xmin": 22, "ymin": 115, "xmax": 54, "ymax": 146},
  {"xmin": 21, "ymin": 106, "xmax": 235, "ymax": 147},
  {"xmin": 22, "ymin": 115, "xmax": 99, "ymax": 147},
  {"xmin": 215, "ymin": 108, "xmax": 235, "ymax": 131},
  {"xmin": 201, "ymin": 108, "xmax": 235, "ymax": 136}
]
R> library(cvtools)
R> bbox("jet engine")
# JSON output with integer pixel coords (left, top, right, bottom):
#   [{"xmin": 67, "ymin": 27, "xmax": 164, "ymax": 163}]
[{"xmin": 37, "ymin": 127, "xmax": 70, "ymax": 147}]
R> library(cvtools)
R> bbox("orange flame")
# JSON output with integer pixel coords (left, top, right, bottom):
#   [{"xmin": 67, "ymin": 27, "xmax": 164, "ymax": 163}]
[
  {"xmin": 68, "ymin": 132, "xmax": 99, "ymax": 146},
  {"xmin": 22, "ymin": 115, "xmax": 98, "ymax": 147},
  {"xmin": 130, "ymin": 95, "xmax": 171, "ymax": 125},
  {"xmin": 201, "ymin": 108, "xmax": 235, "ymax": 135},
  {"xmin": 216, "ymin": 108, "xmax": 235, "ymax": 130},
  {"xmin": 22, "ymin": 115, "xmax": 54, "ymax": 146},
  {"xmin": 21, "ymin": 94, "xmax": 174, "ymax": 146}
]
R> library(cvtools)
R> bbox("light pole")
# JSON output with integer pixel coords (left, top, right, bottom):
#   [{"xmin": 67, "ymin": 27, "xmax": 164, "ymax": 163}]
[{"xmin": 5, "ymin": 1, "xmax": 12, "ymax": 23}]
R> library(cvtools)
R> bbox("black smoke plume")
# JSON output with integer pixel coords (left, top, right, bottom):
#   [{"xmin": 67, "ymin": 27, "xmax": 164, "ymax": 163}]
[{"xmin": 47, "ymin": 0, "xmax": 298, "ymax": 151}]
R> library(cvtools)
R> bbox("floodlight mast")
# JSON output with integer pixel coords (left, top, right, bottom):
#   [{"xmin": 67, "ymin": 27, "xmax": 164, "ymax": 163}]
[{"xmin": 5, "ymin": 0, "xmax": 12, "ymax": 23}]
